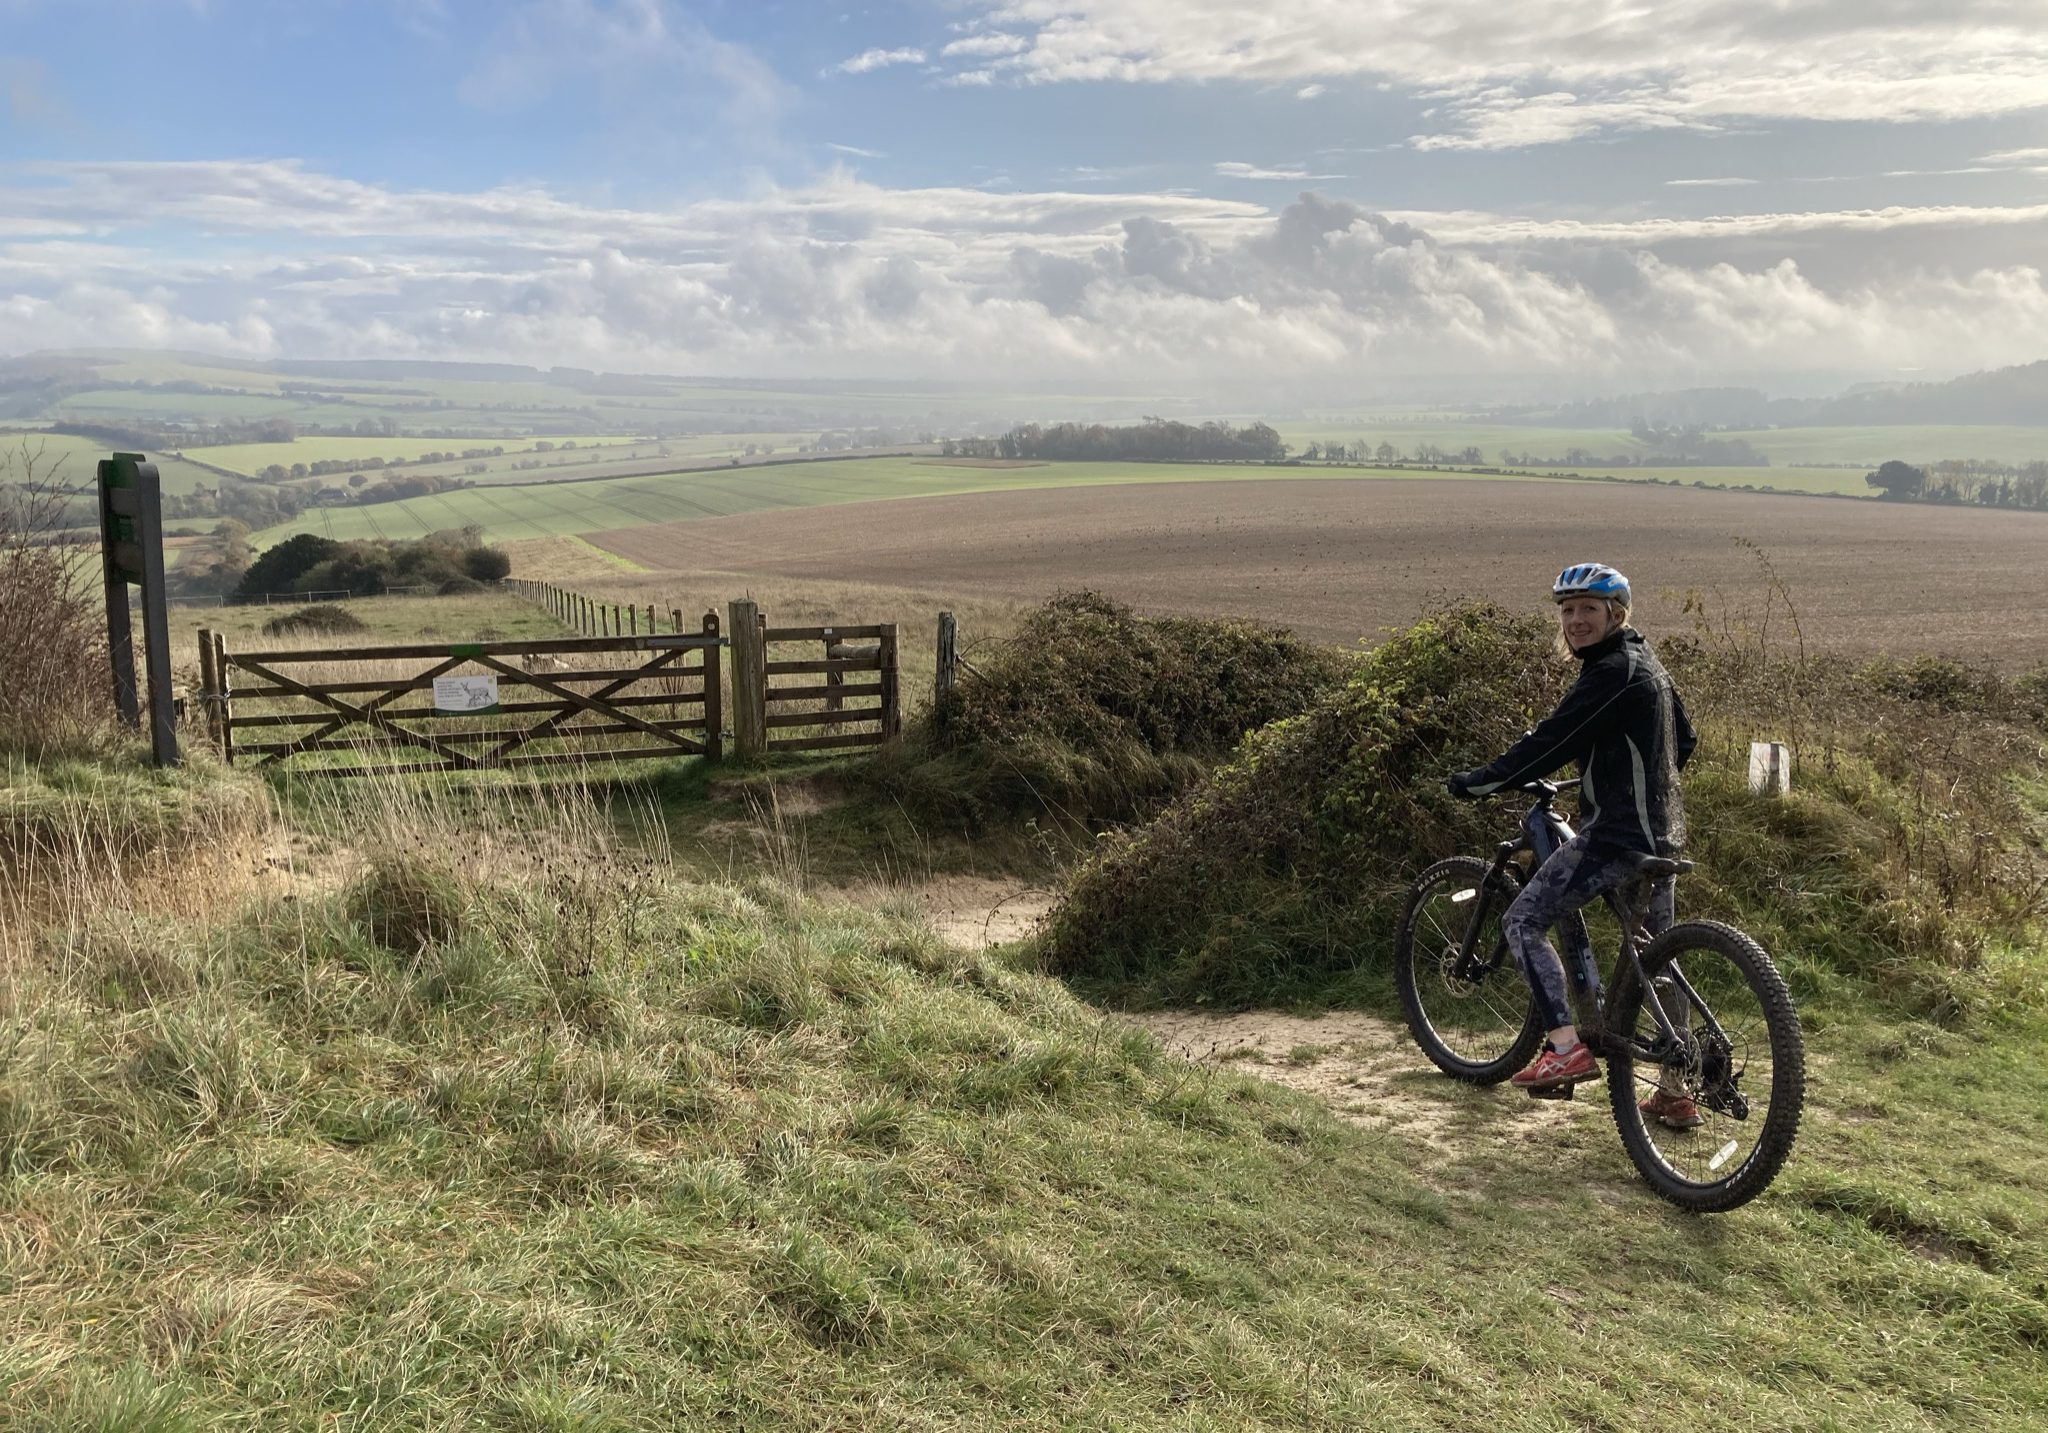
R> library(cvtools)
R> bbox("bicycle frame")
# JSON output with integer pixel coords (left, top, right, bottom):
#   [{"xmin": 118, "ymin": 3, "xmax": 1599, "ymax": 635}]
[{"xmin": 1448, "ymin": 781, "xmax": 1736, "ymax": 1071}]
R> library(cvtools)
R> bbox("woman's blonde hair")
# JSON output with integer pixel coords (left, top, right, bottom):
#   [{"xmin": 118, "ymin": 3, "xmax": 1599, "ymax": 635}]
[{"xmin": 1554, "ymin": 598, "xmax": 1631, "ymax": 660}]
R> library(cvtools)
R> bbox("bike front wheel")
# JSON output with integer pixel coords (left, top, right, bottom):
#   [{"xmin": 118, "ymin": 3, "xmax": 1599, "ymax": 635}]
[
  {"xmin": 1607, "ymin": 921, "xmax": 1805, "ymax": 1212},
  {"xmin": 1394, "ymin": 856, "xmax": 1543, "ymax": 1083}
]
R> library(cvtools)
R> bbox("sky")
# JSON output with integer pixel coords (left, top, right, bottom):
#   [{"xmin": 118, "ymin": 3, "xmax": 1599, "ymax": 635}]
[{"xmin": 3, "ymin": 0, "xmax": 2047, "ymax": 399}]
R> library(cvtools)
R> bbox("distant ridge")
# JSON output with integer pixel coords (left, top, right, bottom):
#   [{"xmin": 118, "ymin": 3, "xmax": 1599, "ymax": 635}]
[{"xmin": 1538, "ymin": 359, "xmax": 2048, "ymax": 429}]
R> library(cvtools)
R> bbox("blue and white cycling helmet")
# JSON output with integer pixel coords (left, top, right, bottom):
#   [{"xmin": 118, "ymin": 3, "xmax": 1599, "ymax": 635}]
[{"xmin": 1552, "ymin": 562, "xmax": 1631, "ymax": 606}]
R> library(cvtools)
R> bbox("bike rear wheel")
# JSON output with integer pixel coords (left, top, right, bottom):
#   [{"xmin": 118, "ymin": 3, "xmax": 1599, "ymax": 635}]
[
  {"xmin": 1395, "ymin": 856, "xmax": 1543, "ymax": 1083},
  {"xmin": 1606, "ymin": 921, "xmax": 1804, "ymax": 1212}
]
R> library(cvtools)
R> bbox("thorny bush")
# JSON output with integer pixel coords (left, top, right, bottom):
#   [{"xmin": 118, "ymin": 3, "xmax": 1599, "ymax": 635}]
[{"xmin": 871, "ymin": 591, "xmax": 1350, "ymax": 829}]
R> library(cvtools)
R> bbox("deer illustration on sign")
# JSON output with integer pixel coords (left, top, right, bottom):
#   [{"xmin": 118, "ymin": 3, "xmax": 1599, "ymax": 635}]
[{"xmin": 433, "ymin": 674, "xmax": 500, "ymax": 714}]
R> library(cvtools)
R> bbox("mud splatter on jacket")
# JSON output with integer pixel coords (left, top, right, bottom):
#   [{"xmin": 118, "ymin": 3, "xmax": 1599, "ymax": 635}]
[{"xmin": 1460, "ymin": 628, "xmax": 1697, "ymax": 855}]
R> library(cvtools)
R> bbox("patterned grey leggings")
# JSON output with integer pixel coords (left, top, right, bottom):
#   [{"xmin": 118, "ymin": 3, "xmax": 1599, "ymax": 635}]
[{"xmin": 1503, "ymin": 832, "xmax": 1675, "ymax": 1032}]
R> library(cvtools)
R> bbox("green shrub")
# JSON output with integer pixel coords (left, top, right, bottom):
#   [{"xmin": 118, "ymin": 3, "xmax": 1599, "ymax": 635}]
[
  {"xmin": 461, "ymin": 545, "xmax": 511, "ymax": 582},
  {"xmin": 1038, "ymin": 602, "xmax": 1558, "ymax": 1003},
  {"xmin": 871, "ymin": 592, "xmax": 1350, "ymax": 828}
]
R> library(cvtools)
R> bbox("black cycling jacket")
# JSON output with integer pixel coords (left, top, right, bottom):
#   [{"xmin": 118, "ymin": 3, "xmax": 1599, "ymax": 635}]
[{"xmin": 1461, "ymin": 627, "xmax": 1697, "ymax": 855}]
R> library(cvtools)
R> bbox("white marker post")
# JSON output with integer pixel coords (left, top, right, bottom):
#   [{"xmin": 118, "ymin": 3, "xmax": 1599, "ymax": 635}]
[{"xmin": 1748, "ymin": 741, "xmax": 1791, "ymax": 795}]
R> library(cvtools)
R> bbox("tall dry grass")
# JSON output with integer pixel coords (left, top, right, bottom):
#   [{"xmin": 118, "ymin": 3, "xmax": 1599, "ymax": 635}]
[{"xmin": 0, "ymin": 442, "xmax": 113, "ymax": 758}]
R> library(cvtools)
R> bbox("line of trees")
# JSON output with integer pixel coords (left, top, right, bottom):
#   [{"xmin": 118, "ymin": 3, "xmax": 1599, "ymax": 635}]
[
  {"xmin": 943, "ymin": 418, "xmax": 1287, "ymax": 464},
  {"xmin": 1866, "ymin": 459, "xmax": 2048, "ymax": 509}
]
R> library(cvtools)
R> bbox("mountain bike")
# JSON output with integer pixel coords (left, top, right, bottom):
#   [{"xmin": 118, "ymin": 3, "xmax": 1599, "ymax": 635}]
[{"xmin": 1393, "ymin": 779, "xmax": 1804, "ymax": 1212}]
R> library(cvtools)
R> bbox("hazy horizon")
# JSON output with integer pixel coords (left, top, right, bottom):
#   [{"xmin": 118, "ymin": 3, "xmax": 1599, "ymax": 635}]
[{"xmin": 5, "ymin": 1, "xmax": 2047, "ymax": 399}]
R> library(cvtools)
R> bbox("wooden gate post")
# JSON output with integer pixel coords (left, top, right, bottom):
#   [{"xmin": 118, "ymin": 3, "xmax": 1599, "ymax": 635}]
[
  {"xmin": 728, "ymin": 599, "xmax": 766, "ymax": 758},
  {"xmin": 196, "ymin": 628, "xmax": 222, "ymax": 752},
  {"xmin": 879, "ymin": 623, "xmax": 901, "ymax": 739},
  {"xmin": 212, "ymin": 631, "xmax": 235, "ymax": 765},
  {"xmin": 701, "ymin": 610, "xmax": 723, "ymax": 761}
]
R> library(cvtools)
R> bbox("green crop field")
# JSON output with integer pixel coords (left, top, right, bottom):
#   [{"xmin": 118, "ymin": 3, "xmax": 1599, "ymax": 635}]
[
  {"xmin": 199, "ymin": 434, "xmax": 648, "ymax": 475},
  {"xmin": 0, "ymin": 428, "xmax": 231, "ymax": 497},
  {"xmin": 252, "ymin": 457, "xmax": 1630, "ymax": 546}
]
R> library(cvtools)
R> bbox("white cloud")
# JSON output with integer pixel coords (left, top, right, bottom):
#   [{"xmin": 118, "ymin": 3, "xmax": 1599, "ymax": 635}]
[
  {"xmin": 1215, "ymin": 161, "xmax": 1342, "ymax": 180},
  {"xmin": 941, "ymin": 32, "xmax": 1028, "ymax": 58},
  {"xmin": 828, "ymin": 142, "xmax": 887, "ymax": 158},
  {"xmin": 1666, "ymin": 178, "xmax": 1758, "ymax": 187},
  {"xmin": 5, "ymin": 161, "xmax": 2048, "ymax": 391},
  {"xmin": 940, "ymin": 1, "xmax": 2048, "ymax": 149},
  {"xmin": 834, "ymin": 47, "xmax": 926, "ymax": 75},
  {"xmin": 1978, "ymin": 146, "xmax": 2048, "ymax": 165},
  {"xmin": 1296, "ymin": 84, "xmax": 1325, "ymax": 100}
]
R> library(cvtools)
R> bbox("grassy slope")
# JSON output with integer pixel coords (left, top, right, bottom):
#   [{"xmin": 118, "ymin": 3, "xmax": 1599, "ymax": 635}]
[
  {"xmin": 8, "ymin": 576, "xmax": 2045, "ymax": 1426},
  {"xmin": 1, "ymin": 842, "xmax": 2042, "ymax": 1430},
  {"xmin": 0, "ymin": 430, "xmax": 234, "ymax": 498}
]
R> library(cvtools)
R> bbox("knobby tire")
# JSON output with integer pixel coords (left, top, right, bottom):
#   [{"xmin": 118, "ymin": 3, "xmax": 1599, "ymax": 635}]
[
  {"xmin": 1606, "ymin": 920, "xmax": 1805, "ymax": 1212},
  {"xmin": 1395, "ymin": 856, "xmax": 1544, "ymax": 1084}
]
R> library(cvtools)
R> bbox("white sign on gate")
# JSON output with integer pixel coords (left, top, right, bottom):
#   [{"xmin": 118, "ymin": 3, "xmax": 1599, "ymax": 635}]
[{"xmin": 433, "ymin": 674, "xmax": 500, "ymax": 713}]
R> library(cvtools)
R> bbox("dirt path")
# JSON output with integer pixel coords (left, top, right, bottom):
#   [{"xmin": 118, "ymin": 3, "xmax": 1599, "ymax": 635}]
[
  {"xmin": 1126, "ymin": 1008, "xmax": 1578, "ymax": 1156},
  {"xmin": 906, "ymin": 880, "xmax": 1586, "ymax": 1165}
]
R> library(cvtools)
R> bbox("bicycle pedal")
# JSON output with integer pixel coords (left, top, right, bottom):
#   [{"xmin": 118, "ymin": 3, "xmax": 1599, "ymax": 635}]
[{"xmin": 1527, "ymin": 1083, "xmax": 1576, "ymax": 1101}]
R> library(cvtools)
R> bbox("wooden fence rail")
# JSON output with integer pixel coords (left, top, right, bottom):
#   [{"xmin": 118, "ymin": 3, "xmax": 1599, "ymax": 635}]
[
  {"xmin": 199, "ymin": 620, "xmax": 724, "ymax": 777},
  {"xmin": 193, "ymin": 579, "xmax": 933, "ymax": 778}
]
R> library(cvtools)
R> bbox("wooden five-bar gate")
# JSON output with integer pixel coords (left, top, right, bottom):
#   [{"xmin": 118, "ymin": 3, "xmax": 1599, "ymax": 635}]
[{"xmin": 193, "ymin": 598, "xmax": 910, "ymax": 777}]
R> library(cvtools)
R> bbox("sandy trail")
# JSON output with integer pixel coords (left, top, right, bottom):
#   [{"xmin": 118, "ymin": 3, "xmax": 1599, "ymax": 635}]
[
  {"xmin": 906, "ymin": 880, "xmax": 1583, "ymax": 1161},
  {"xmin": 1125, "ymin": 1007, "xmax": 1579, "ymax": 1154}
]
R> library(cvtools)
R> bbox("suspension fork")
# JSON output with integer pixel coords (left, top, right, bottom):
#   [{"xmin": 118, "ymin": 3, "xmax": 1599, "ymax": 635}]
[{"xmin": 1449, "ymin": 838, "xmax": 1528, "ymax": 980}]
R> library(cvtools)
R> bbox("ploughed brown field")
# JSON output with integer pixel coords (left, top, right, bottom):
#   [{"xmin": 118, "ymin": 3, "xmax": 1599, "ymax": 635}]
[{"xmin": 588, "ymin": 478, "xmax": 2048, "ymax": 666}]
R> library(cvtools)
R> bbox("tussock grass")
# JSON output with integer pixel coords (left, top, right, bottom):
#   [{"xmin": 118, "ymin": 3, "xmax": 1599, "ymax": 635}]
[
  {"xmin": 259, "ymin": 603, "xmax": 370, "ymax": 639},
  {"xmin": 1, "ymin": 753, "xmax": 271, "ymax": 960}
]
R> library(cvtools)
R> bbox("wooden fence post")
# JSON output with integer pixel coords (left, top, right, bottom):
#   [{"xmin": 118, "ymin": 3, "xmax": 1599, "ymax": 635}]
[
  {"xmin": 212, "ymin": 631, "xmax": 234, "ymax": 765},
  {"xmin": 880, "ymin": 623, "xmax": 901, "ymax": 739},
  {"xmin": 822, "ymin": 630, "xmax": 842, "ymax": 712},
  {"xmin": 728, "ymin": 599, "xmax": 765, "ymax": 759},
  {"xmin": 701, "ymin": 610, "xmax": 723, "ymax": 762},
  {"xmin": 629, "ymin": 605, "xmax": 638, "ymax": 636},
  {"xmin": 647, "ymin": 603, "xmax": 657, "ymax": 635},
  {"xmin": 934, "ymin": 611, "xmax": 957, "ymax": 714},
  {"xmin": 196, "ymin": 628, "xmax": 221, "ymax": 752}
]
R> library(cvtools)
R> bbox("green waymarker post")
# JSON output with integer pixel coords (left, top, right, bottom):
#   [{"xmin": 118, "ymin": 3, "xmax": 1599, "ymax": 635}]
[{"xmin": 97, "ymin": 451, "xmax": 179, "ymax": 768}]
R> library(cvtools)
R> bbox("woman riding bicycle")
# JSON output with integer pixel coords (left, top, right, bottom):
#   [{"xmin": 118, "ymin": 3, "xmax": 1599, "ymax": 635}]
[{"xmin": 1447, "ymin": 563, "xmax": 1699, "ymax": 1123}]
